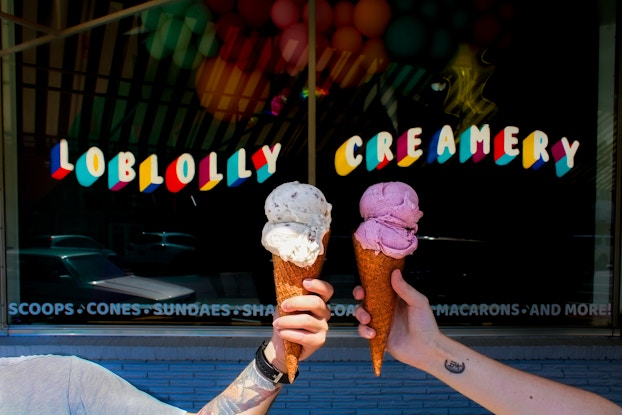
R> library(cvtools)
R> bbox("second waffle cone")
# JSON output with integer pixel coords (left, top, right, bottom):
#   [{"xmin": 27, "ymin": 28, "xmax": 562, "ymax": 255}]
[
  {"xmin": 352, "ymin": 235, "xmax": 404, "ymax": 376},
  {"xmin": 272, "ymin": 231, "xmax": 330, "ymax": 383}
]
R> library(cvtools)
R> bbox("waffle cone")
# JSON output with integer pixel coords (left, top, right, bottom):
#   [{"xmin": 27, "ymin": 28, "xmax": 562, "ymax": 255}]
[
  {"xmin": 272, "ymin": 231, "xmax": 330, "ymax": 383},
  {"xmin": 352, "ymin": 235, "xmax": 405, "ymax": 376}
]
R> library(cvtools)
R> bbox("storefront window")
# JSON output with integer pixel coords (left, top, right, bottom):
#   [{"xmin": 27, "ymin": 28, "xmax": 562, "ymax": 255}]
[{"xmin": 1, "ymin": 0, "xmax": 619, "ymax": 329}]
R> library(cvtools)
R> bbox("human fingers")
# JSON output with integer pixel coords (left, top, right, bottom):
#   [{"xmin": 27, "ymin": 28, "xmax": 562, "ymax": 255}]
[
  {"xmin": 354, "ymin": 301, "xmax": 371, "ymax": 325},
  {"xmin": 352, "ymin": 285, "xmax": 365, "ymax": 301},
  {"xmin": 273, "ymin": 312, "xmax": 328, "ymax": 360},
  {"xmin": 391, "ymin": 269, "xmax": 428, "ymax": 307},
  {"xmin": 302, "ymin": 278, "xmax": 334, "ymax": 303},
  {"xmin": 280, "ymin": 292, "xmax": 332, "ymax": 321}
]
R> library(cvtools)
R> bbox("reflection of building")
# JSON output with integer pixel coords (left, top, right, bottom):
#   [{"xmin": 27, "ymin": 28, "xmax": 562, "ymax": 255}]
[{"xmin": 0, "ymin": 0, "xmax": 621, "ymax": 411}]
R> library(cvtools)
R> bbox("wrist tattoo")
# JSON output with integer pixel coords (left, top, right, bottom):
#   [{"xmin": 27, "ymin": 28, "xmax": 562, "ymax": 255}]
[
  {"xmin": 197, "ymin": 360, "xmax": 282, "ymax": 415},
  {"xmin": 444, "ymin": 360, "xmax": 466, "ymax": 374}
]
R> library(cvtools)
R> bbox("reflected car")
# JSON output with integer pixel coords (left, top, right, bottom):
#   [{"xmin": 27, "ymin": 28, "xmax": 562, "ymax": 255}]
[
  {"xmin": 23, "ymin": 234, "xmax": 121, "ymax": 263},
  {"xmin": 17, "ymin": 248, "xmax": 196, "ymax": 307},
  {"xmin": 124, "ymin": 232, "xmax": 199, "ymax": 273}
]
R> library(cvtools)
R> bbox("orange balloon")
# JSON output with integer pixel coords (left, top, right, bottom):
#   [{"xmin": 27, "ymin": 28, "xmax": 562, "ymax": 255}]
[
  {"xmin": 331, "ymin": 26, "xmax": 363, "ymax": 54},
  {"xmin": 195, "ymin": 57, "xmax": 270, "ymax": 121},
  {"xmin": 271, "ymin": 0, "xmax": 301, "ymax": 29},
  {"xmin": 353, "ymin": 0, "xmax": 391, "ymax": 38},
  {"xmin": 333, "ymin": 1, "xmax": 354, "ymax": 28},
  {"xmin": 360, "ymin": 37, "xmax": 390, "ymax": 74}
]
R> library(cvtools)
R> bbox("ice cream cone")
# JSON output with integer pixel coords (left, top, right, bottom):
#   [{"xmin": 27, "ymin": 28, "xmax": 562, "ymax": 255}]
[
  {"xmin": 352, "ymin": 235, "xmax": 405, "ymax": 376},
  {"xmin": 272, "ymin": 231, "xmax": 330, "ymax": 383}
]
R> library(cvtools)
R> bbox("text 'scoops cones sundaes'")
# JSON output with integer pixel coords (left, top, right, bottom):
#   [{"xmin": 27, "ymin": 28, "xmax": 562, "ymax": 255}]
[
  {"xmin": 261, "ymin": 181, "xmax": 332, "ymax": 383},
  {"xmin": 353, "ymin": 182, "xmax": 423, "ymax": 376}
]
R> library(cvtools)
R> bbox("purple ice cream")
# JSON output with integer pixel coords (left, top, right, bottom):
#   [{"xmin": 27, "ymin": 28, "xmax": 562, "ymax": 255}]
[{"xmin": 353, "ymin": 182, "xmax": 423, "ymax": 258}]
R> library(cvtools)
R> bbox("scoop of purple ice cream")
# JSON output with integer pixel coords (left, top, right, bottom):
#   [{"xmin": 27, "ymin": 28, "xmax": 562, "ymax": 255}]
[{"xmin": 354, "ymin": 182, "xmax": 423, "ymax": 258}]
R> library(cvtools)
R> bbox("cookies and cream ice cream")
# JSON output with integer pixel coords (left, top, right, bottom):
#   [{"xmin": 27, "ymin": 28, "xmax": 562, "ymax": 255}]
[
  {"xmin": 261, "ymin": 181, "xmax": 332, "ymax": 382},
  {"xmin": 262, "ymin": 181, "xmax": 332, "ymax": 267}
]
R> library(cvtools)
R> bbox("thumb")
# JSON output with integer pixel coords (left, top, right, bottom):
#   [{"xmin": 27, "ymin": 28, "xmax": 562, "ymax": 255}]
[{"xmin": 391, "ymin": 269, "xmax": 426, "ymax": 307}]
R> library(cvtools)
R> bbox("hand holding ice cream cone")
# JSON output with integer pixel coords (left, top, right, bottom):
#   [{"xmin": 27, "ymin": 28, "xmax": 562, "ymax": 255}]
[
  {"xmin": 261, "ymin": 181, "xmax": 332, "ymax": 382},
  {"xmin": 352, "ymin": 181, "xmax": 423, "ymax": 376}
]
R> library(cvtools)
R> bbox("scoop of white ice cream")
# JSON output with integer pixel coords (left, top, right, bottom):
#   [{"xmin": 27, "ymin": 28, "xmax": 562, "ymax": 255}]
[{"xmin": 261, "ymin": 181, "xmax": 332, "ymax": 267}]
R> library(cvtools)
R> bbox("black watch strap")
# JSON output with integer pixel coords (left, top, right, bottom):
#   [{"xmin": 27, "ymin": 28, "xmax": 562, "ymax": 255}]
[{"xmin": 255, "ymin": 341, "xmax": 299, "ymax": 384}]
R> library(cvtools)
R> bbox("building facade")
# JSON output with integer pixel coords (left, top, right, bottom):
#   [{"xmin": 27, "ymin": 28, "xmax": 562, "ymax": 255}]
[{"xmin": 1, "ymin": 0, "xmax": 621, "ymax": 412}]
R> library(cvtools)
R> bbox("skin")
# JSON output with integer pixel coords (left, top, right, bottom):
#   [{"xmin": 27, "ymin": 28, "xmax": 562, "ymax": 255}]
[
  {"xmin": 354, "ymin": 269, "xmax": 622, "ymax": 415},
  {"xmin": 191, "ymin": 278, "xmax": 333, "ymax": 415}
]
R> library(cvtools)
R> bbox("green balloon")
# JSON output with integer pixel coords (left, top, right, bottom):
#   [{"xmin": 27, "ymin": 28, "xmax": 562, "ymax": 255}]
[
  {"xmin": 385, "ymin": 16, "xmax": 425, "ymax": 59},
  {"xmin": 173, "ymin": 44, "xmax": 202, "ymax": 69},
  {"xmin": 141, "ymin": 8, "xmax": 165, "ymax": 31},
  {"xmin": 146, "ymin": 32, "xmax": 173, "ymax": 59},
  {"xmin": 158, "ymin": 17, "xmax": 193, "ymax": 52},
  {"xmin": 162, "ymin": 0, "xmax": 192, "ymax": 17},
  {"xmin": 185, "ymin": 3, "xmax": 213, "ymax": 34},
  {"xmin": 197, "ymin": 22, "xmax": 219, "ymax": 57}
]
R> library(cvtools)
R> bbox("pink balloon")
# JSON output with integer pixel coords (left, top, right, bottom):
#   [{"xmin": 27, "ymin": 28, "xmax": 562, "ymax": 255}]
[
  {"xmin": 271, "ymin": 0, "xmax": 301, "ymax": 30},
  {"xmin": 279, "ymin": 22, "xmax": 309, "ymax": 68}
]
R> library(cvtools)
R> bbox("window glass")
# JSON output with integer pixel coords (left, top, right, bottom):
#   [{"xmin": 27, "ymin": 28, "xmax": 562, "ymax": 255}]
[{"xmin": 3, "ymin": 0, "xmax": 618, "ymax": 329}]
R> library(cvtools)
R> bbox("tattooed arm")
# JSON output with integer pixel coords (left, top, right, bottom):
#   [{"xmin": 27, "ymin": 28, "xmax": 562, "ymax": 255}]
[
  {"xmin": 190, "ymin": 278, "xmax": 333, "ymax": 415},
  {"xmin": 353, "ymin": 270, "xmax": 622, "ymax": 415}
]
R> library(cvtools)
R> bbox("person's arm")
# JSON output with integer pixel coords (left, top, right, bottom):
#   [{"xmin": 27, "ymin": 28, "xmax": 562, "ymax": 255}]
[
  {"xmin": 191, "ymin": 277, "xmax": 333, "ymax": 415},
  {"xmin": 354, "ymin": 270, "xmax": 622, "ymax": 415}
]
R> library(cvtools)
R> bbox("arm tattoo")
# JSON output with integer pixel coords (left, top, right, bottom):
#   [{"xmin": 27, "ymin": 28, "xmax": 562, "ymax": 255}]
[
  {"xmin": 444, "ymin": 360, "xmax": 466, "ymax": 374},
  {"xmin": 197, "ymin": 360, "xmax": 283, "ymax": 415}
]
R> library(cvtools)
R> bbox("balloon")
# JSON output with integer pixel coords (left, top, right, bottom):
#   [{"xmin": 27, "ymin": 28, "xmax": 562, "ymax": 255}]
[
  {"xmin": 353, "ymin": 0, "xmax": 391, "ymax": 38},
  {"xmin": 385, "ymin": 16, "xmax": 425, "ymax": 59},
  {"xmin": 173, "ymin": 44, "xmax": 202, "ymax": 69},
  {"xmin": 279, "ymin": 22, "xmax": 308, "ymax": 68},
  {"xmin": 203, "ymin": 0, "xmax": 235, "ymax": 16},
  {"xmin": 197, "ymin": 22, "xmax": 219, "ymax": 57},
  {"xmin": 303, "ymin": 0, "xmax": 333, "ymax": 33},
  {"xmin": 157, "ymin": 17, "xmax": 193, "ymax": 52},
  {"xmin": 360, "ymin": 37, "xmax": 390, "ymax": 74},
  {"xmin": 141, "ymin": 8, "xmax": 166, "ymax": 31},
  {"xmin": 236, "ymin": 33, "xmax": 276, "ymax": 73},
  {"xmin": 184, "ymin": 3, "xmax": 213, "ymax": 34},
  {"xmin": 162, "ymin": 0, "xmax": 192, "ymax": 18},
  {"xmin": 333, "ymin": 1, "xmax": 354, "ymax": 28},
  {"xmin": 237, "ymin": 0, "xmax": 272, "ymax": 29},
  {"xmin": 145, "ymin": 31, "xmax": 172, "ymax": 59},
  {"xmin": 271, "ymin": 0, "xmax": 301, "ymax": 30},
  {"xmin": 331, "ymin": 26, "xmax": 363, "ymax": 54},
  {"xmin": 195, "ymin": 57, "xmax": 270, "ymax": 121},
  {"xmin": 215, "ymin": 12, "xmax": 246, "ymax": 42}
]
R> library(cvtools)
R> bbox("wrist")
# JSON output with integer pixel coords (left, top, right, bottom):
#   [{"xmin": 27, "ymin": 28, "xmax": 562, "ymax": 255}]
[
  {"xmin": 263, "ymin": 340, "xmax": 288, "ymax": 374},
  {"xmin": 254, "ymin": 341, "xmax": 299, "ymax": 384}
]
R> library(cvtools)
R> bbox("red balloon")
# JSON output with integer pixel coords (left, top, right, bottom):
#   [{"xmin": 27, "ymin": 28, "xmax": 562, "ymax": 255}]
[
  {"xmin": 271, "ymin": 0, "xmax": 301, "ymax": 30},
  {"xmin": 215, "ymin": 12, "xmax": 246, "ymax": 41},
  {"xmin": 237, "ymin": 0, "xmax": 272, "ymax": 29},
  {"xmin": 203, "ymin": 0, "xmax": 235, "ymax": 16}
]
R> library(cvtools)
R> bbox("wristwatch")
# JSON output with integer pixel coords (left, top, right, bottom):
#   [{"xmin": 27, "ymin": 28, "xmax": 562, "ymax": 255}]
[{"xmin": 255, "ymin": 341, "xmax": 299, "ymax": 384}]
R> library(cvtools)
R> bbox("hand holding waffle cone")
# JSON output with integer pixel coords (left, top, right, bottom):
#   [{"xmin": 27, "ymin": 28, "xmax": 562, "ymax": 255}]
[
  {"xmin": 261, "ymin": 181, "xmax": 332, "ymax": 383},
  {"xmin": 353, "ymin": 182, "xmax": 423, "ymax": 376}
]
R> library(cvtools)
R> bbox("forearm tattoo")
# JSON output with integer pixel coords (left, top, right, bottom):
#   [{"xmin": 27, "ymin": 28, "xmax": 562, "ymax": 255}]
[
  {"xmin": 444, "ymin": 359, "xmax": 466, "ymax": 374},
  {"xmin": 197, "ymin": 360, "xmax": 283, "ymax": 415}
]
